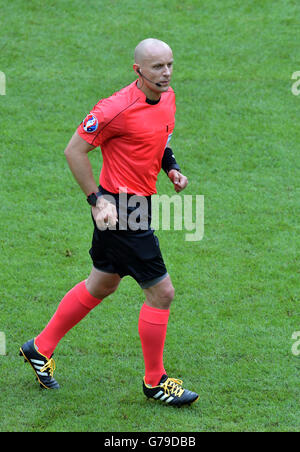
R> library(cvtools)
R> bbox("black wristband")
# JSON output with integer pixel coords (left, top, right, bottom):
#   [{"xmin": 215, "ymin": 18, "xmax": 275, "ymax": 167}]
[
  {"xmin": 87, "ymin": 191, "xmax": 102, "ymax": 207},
  {"xmin": 162, "ymin": 147, "xmax": 181, "ymax": 175}
]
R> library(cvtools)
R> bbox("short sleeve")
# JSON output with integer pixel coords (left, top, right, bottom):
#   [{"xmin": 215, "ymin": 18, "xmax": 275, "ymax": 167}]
[{"xmin": 77, "ymin": 103, "xmax": 106, "ymax": 147}]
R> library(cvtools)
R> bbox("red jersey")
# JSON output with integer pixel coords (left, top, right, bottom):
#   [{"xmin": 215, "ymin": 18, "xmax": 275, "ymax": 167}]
[{"xmin": 77, "ymin": 80, "xmax": 176, "ymax": 196}]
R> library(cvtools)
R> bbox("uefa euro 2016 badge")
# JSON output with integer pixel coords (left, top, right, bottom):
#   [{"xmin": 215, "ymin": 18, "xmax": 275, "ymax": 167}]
[{"xmin": 83, "ymin": 113, "xmax": 98, "ymax": 133}]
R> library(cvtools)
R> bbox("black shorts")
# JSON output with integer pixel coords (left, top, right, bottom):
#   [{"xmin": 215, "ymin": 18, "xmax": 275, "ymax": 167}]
[{"xmin": 89, "ymin": 187, "xmax": 168, "ymax": 288}]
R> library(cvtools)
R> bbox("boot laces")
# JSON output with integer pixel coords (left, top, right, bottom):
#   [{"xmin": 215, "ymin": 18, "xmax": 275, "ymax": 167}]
[
  {"xmin": 40, "ymin": 358, "xmax": 56, "ymax": 377},
  {"xmin": 161, "ymin": 377, "xmax": 184, "ymax": 398}
]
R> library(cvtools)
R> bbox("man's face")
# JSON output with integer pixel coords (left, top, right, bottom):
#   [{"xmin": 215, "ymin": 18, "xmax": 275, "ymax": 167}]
[{"xmin": 138, "ymin": 46, "xmax": 174, "ymax": 95}]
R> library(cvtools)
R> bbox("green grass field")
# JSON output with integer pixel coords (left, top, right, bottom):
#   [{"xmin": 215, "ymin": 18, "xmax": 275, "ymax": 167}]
[{"xmin": 1, "ymin": 0, "xmax": 300, "ymax": 432}]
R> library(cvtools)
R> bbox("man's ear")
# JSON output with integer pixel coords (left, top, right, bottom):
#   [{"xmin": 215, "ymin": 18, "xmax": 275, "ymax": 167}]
[{"xmin": 133, "ymin": 63, "xmax": 140, "ymax": 76}]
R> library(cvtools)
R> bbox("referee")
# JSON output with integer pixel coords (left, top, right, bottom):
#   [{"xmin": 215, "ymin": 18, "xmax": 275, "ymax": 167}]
[{"xmin": 19, "ymin": 38, "xmax": 199, "ymax": 407}]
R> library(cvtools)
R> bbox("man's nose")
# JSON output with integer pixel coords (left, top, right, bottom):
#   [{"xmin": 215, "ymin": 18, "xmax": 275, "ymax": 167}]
[{"xmin": 163, "ymin": 65, "xmax": 171, "ymax": 76}]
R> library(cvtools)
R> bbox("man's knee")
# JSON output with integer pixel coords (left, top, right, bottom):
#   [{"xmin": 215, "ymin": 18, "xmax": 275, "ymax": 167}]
[
  {"xmin": 161, "ymin": 284, "xmax": 175, "ymax": 304},
  {"xmin": 97, "ymin": 283, "xmax": 119, "ymax": 299},
  {"xmin": 86, "ymin": 268, "xmax": 120, "ymax": 300},
  {"xmin": 144, "ymin": 277, "xmax": 175, "ymax": 309}
]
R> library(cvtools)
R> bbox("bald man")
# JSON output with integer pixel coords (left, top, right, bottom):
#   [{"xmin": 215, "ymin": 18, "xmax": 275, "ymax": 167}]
[{"xmin": 19, "ymin": 38, "xmax": 199, "ymax": 407}]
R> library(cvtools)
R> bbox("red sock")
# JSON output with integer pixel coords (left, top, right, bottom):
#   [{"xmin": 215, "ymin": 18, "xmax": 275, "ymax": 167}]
[
  {"xmin": 138, "ymin": 303, "xmax": 170, "ymax": 387},
  {"xmin": 35, "ymin": 281, "xmax": 102, "ymax": 359}
]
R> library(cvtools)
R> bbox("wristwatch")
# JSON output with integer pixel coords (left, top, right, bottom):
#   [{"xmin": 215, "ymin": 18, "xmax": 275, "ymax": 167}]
[{"xmin": 86, "ymin": 191, "xmax": 102, "ymax": 207}]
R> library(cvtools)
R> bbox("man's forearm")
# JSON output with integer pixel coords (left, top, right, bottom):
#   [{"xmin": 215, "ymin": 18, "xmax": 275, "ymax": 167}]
[
  {"xmin": 64, "ymin": 131, "xmax": 99, "ymax": 197},
  {"xmin": 64, "ymin": 148, "xmax": 99, "ymax": 196}
]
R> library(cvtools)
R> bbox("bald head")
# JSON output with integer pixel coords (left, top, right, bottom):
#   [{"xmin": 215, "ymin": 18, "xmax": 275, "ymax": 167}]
[
  {"xmin": 133, "ymin": 38, "xmax": 174, "ymax": 99},
  {"xmin": 134, "ymin": 38, "xmax": 172, "ymax": 65}
]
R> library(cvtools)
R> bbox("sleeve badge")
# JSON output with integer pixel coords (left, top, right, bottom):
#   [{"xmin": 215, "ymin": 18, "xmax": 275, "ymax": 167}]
[{"xmin": 83, "ymin": 113, "xmax": 98, "ymax": 133}]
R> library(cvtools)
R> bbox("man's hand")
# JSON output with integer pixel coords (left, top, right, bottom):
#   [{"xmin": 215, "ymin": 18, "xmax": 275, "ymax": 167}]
[
  {"xmin": 92, "ymin": 196, "xmax": 118, "ymax": 230},
  {"xmin": 168, "ymin": 169, "xmax": 188, "ymax": 193}
]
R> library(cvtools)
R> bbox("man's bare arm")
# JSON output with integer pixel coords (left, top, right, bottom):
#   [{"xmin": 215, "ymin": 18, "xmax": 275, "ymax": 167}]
[
  {"xmin": 64, "ymin": 131, "xmax": 99, "ymax": 196},
  {"xmin": 64, "ymin": 131, "xmax": 118, "ymax": 229}
]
